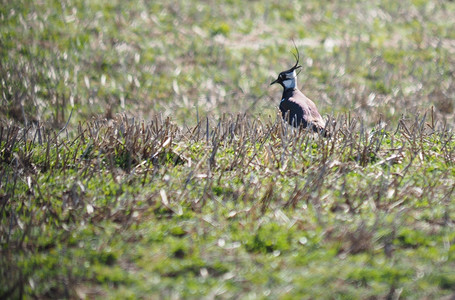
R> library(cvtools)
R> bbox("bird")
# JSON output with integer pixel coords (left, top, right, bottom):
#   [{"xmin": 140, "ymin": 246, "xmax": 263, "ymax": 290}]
[{"xmin": 270, "ymin": 45, "xmax": 328, "ymax": 136}]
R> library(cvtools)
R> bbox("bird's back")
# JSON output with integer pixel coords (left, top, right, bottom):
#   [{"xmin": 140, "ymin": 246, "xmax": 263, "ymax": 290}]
[{"xmin": 279, "ymin": 88, "xmax": 326, "ymax": 133}]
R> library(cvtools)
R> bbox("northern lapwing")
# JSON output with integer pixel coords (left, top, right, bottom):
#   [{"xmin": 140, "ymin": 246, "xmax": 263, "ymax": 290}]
[{"xmin": 271, "ymin": 46, "xmax": 328, "ymax": 136}]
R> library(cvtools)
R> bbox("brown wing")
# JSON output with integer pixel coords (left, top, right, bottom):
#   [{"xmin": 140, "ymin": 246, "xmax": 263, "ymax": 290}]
[{"xmin": 280, "ymin": 89, "xmax": 326, "ymax": 134}]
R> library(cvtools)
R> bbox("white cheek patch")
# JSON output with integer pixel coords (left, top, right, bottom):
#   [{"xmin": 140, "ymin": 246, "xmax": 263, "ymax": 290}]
[{"xmin": 283, "ymin": 78, "xmax": 295, "ymax": 89}]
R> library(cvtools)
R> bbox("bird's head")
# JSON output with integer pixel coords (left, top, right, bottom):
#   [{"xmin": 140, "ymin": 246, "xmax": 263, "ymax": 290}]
[{"xmin": 270, "ymin": 43, "xmax": 302, "ymax": 89}]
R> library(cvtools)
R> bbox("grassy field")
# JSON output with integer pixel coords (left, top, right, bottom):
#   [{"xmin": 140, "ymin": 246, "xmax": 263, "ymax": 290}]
[{"xmin": 1, "ymin": 0, "xmax": 455, "ymax": 298}]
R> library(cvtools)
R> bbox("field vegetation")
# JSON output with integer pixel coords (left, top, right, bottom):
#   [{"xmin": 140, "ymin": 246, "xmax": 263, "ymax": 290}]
[{"xmin": 1, "ymin": 0, "xmax": 455, "ymax": 298}]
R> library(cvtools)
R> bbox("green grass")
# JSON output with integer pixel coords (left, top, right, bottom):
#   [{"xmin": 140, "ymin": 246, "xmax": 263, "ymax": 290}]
[
  {"xmin": 1, "ymin": 115, "xmax": 454, "ymax": 298},
  {"xmin": 1, "ymin": 0, "xmax": 455, "ymax": 298}
]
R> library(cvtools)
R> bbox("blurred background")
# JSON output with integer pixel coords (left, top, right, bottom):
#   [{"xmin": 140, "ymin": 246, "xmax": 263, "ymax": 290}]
[{"xmin": 1, "ymin": 0, "xmax": 454, "ymax": 129}]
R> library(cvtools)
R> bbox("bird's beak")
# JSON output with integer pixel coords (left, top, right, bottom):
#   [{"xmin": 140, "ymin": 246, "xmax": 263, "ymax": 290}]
[{"xmin": 270, "ymin": 78, "xmax": 279, "ymax": 86}]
